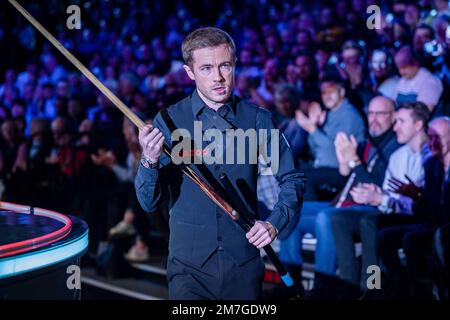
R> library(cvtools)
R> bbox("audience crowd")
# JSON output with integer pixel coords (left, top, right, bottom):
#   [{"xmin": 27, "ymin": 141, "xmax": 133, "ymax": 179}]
[{"xmin": 0, "ymin": 0, "xmax": 449, "ymax": 299}]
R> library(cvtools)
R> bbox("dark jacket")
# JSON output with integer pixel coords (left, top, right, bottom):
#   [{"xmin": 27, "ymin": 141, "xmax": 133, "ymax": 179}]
[
  {"xmin": 352, "ymin": 129, "xmax": 401, "ymax": 187},
  {"xmin": 135, "ymin": 90, "xmax": 305, "ymax": 267},
  {"xmin": 415, "ymin": 156, "xmax": 450, "ymax": 226}
]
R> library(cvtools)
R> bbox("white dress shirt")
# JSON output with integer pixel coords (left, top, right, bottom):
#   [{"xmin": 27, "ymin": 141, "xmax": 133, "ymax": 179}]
[{"xmin": 379, "ymin": 143, "xmax": 431, "ymax": 214}]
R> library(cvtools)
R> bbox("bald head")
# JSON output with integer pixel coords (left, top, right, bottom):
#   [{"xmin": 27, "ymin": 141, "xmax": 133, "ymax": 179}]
[
  {"xmin": 367, "ymin": 96, "xmax": 396, "ymax": 137},
  {"xmin": 370, "ymin": 95, "xmax": 395, "ymax": 111},
  {"xmin": 429, "ymin": 116, "xmax": 450, "ymax": 129}
]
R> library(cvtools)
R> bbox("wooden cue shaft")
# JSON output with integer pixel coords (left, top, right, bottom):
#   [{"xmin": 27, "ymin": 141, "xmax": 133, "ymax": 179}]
[
  {"xmin": 8, "ymin": 0, "xmax": 177, "ymax": 168},
  {"xmin": 8, "ymin": 0, "xmax": 145, "ymax": 131},
  {"xmin": 8, "ymin": 2, "xmax": 300, "ymax": 289},
  {"xmin": 8, "ymin": 0, "xmax": 239, "ymax": 221}
]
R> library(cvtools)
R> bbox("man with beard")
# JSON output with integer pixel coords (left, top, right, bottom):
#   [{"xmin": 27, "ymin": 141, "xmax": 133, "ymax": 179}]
[
  {"xmin": 332, "ymin": 102, "xmax": 432, "ymax": 299},
  {"xmin": 275, "ymin": 95, "xmax": 400, "ymax": 299}
]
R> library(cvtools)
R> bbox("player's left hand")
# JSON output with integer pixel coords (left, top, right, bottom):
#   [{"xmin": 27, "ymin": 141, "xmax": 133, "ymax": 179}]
[{"xmin": 246, "ymin": 220, "xmax": 277, "ymax": 249}]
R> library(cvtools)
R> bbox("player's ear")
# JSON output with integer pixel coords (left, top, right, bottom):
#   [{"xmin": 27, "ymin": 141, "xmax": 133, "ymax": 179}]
[{"xmin": 183, "ymin": 64, "xmax": 195, "ymax": 81}]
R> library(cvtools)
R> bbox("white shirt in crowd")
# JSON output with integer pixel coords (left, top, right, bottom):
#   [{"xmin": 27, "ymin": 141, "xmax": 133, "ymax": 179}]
[
  {"xmin": 391, "ymin": 67, "xmax": 443, "ymax": 110},
  {"xmin": 379, "ymin": 143, "xmax": 431, "ymax": 214},
  {"xmin": 377, "ymin": 75, "xmax": 399, "ymax": 100}
]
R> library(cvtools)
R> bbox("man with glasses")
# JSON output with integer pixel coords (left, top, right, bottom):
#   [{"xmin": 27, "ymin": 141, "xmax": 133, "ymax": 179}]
[
  {"xmin": 276, "ymin": 95, "xmax": 399, "ymax": 299},
  {"xmin": 332, "ymin": 101, "xmax": 432, "ymax": 299}
]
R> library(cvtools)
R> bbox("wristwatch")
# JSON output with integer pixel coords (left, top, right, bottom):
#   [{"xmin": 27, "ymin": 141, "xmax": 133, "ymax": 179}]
[
  {"xmin": 348, "ymin": 158, "xmax": 361, "ymax": 169},
  {"xmin": 141, "ymin": 155, "xmax": 159, "ymax": 169}
]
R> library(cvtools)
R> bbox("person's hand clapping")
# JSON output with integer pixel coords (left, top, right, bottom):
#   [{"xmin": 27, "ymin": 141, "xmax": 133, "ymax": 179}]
[
  {"xmin": 350, "ymin": 183, "xmax": 384, "ymax": 206},
  {"xmin": 308, "ymin": 102, "xmax": 326, "ymax": 126},
  {"xmin": 296, "ymin": 101, "xmax": 326, "ymax": 133},
  {"xmin": 334, "ymin": 132, "xmax": 358, "ymax": 165}
]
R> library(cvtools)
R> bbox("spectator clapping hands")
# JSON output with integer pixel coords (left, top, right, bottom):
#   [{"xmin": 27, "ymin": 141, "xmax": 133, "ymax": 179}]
[
  {"xmin": 334, "ymin": 132, "xmax": 359, "ymax": 165},
  {"xmin": 295, "ymin": 101, "xmax": 325, "ymax": 133},
  {"xmin": 350, "ymin": 183, "xmax": 384, "ymax": 206}
]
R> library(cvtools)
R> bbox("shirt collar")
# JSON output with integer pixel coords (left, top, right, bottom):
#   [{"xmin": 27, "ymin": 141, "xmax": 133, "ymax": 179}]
[
  {"xmin": 333, "ymin": 98, "xmax": 349, "ymax": 112},
  {"xmin": 191, "ymin": 89, "xmax": 235, "ymax": 118}
]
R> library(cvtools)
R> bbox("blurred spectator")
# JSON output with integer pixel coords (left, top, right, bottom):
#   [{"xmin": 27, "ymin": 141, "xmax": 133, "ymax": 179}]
[
  {"xmin": 333, "ymin": 101, "xmax": 431, "ymax": 298},
  {"xmin": 413, "ymin": 24, "xmax": 437, "ymax": 71},
  {"xmin": 413, "ymin": 25, "xmax": 435, "ymax": 53},
  {"xmin": 297, "ymin": 75, "xmax": 366, "ymax": 201},
  {"xmin": 25, "ymin": 117, "xmax": 52, "ymax": 206},
  {"xmin": 368, "ymin": 48, "xmax": 399, "ymax": 100},
  {"xmin": 236, "ymin": 49, "xmax": 261, "ymax": 78},
  {"xmin": 338, "ymin": 40, "xmax": 373, "ymax": 110},
  {"xmin": 377, "ymin": 116, "xmax": 450, "ymax": 299},
  {"xmin": 0, "ymin": 1, "xmax": 449, "ymax": 291},
  {"xmin": 119, "ymin": 72, "xmax": 139, "ymax": 106},
  {"xmin": 0, "ymin": 70, "xmax": 17, "ymax": 103},
  {"xmin": 293, "ymin": 29, "xmax": 314, "ymax": 56},
  {"xmin": 93, "ymin": 117, "xmax": 151, "ymax": 261},
  {"xmin": 404, "ymin": 3, "xmax": 421, "ymax": 31},
  {"xmin": 91, "ymin": 94, "xmax": 124, "ymax": 152},
  {"xmin": 393, "ymin": 20, "xmax": 412, "ymax": 49},
  {"xmin": 273, "ymin": 84, "xmax": 309, "ymax": 165},
  {"xmin": 254, "ymin": 58, "xmax": 283, "ymax": 109},
  {"xmin": 285, "ymin": 64, "xmax": 299, "ymax": 87},
  {"xmin": 315, "ymin": 44, "xmax": 333, "ymax": 80},
  {"xmin": 40, "ymin": 54, "xmax": 68, "ymax": 84},
  {"xmin": 422, "ymin": 0, "xmax": 450, "ymax": 27},
  {"xmin": 295, "ymin": 52, "xmax": 320, "ymax": 100},
  {"xmin": 0, "ymin": 119, "xmax": 26, "ymax": 177},
  {"xmin": 67, "ymin": 96, "xmax": 86, "ymax": 132},
  {"xmin": 392, "ymin": 45, "xmax": 443, "ymax": 112},
  {"xmin": 316, "ymin": 6, "xmax": 345, "ymax": 48},
  {"xmin": 277, "ymin": 96, "xmax": 399, "ymax": 299},
  {"xmin": 47, "ymin": 116, "xmax": 89, "ymax": 178},
  {"xmin": 16, "ymin": 63, "xmax": 37, "ymax": 95}
]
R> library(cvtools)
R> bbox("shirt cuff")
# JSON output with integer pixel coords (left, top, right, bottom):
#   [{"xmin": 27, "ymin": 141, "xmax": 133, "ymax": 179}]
[
  {"xmin": 265, "ymin": 213, "xmax": 286, "ymax": 238},
  {"xmin": 136, "ymin": 163, "xmax": 159, "ymax": 188},
  {"xmin": 378, "ymin": 194, "xmax": 393, "ymax": 214}
]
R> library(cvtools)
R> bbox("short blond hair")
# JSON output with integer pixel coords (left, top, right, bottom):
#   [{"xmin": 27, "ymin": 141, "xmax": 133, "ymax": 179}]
[{"xmin": 182, "ymin": 27, "xmax": 236, "ymax": 67}]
